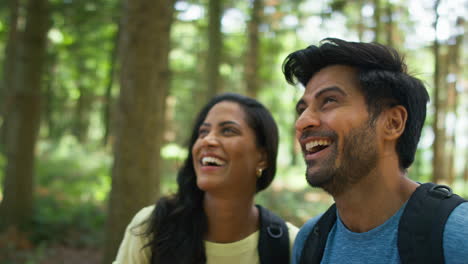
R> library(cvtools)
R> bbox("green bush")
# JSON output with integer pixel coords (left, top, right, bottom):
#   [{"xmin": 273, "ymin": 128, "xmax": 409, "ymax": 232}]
[
  {"xmin": 31, "ymin": 137, "xmax": 111, "ymax": 247},
  {"xmin": 32, "ymin": 195, "xmax": 106, "ymax": 247}
]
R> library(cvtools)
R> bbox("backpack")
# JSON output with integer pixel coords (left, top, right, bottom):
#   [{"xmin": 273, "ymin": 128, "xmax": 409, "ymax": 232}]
[
  {"xmin": 257, "ymin": 205, "xmax": 291, "ymax": 264},
  {"xmin": 299, "ymin": 183, "xmax": 467, "ymax": 264}
]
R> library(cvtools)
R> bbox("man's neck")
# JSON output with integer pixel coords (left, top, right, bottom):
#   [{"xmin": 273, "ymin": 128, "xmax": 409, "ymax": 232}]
[{"xmin": 333, "ymin": 168, "xmax": 418, "ymax": 233}]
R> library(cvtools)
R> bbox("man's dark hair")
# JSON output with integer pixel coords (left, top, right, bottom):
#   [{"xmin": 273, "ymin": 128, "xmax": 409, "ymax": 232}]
[{"xmin": 282, "ymin": 38, "xmax": 429, "ymax": 169}]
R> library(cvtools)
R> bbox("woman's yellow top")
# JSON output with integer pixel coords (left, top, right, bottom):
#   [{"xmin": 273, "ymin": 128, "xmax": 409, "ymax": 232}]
[{"xmin": 113, "ymin": 205, "xmax": 299, "ymax": 264}]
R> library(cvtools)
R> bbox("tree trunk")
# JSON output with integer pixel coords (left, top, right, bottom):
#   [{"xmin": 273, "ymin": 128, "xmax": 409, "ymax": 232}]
[
  {"xmin": 102, "ymin": 0, "xmax": 175, "ymax": 263},
  {"xmin": 431, "ymin": 0, "xmax": 446, "ymax": 183},
  {"xmin": 357, "ymin": 0, "xmax": 365, "ymax": 41},
  {"xmin": 373, "ymin": 0, "xmax": 382, "ymax": 43},
  {"xmin": 44, "ymin": 52, "xmax": 57, "ymax": 139},
  {"xmin": 206, "ymin": 0, "xmax": 222, "ymax": 98},
  {"xmin": 464, "ymin": 154, "xmax": 468, "ymax": 182},
  {"xmin": 0, "ymin": 0, "xmax": 50, "ymax": 231},
  {"xmin": 445, "ymin": 17, "xmax": 464, "ymax": 185},
  {"xmin": 385, "ymin": 1, "xmax": 394, "ymax": 46},
  {"xmin": 245, "ymin": 0, "xmax": 263, "ymax": 98},
  {"xmin": 102, "ymin": 24, "xmax": 120, "ymax": 147},
  {"xmin": 73, "ymin": 61, "xmax": 91, "ymax": 143},
  {"xmin": 0, "ymin": 0, "xmax": 21, "ymax": 151}
]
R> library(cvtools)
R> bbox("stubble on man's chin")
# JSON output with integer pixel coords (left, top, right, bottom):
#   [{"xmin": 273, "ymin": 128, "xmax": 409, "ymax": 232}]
[
  {"xmin": 304, "ymin": 142, "xmax": 349, "ymax": 196},
  {"xmin": 306, "ymin": 166, "xmax": 349, "ymax": 197},
  {"xmin": 305, "ymin": 121, "xmax": 379, "ymax": 197}
]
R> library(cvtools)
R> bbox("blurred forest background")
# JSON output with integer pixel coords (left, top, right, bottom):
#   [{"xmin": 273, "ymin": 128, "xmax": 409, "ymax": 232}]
[{"xmin": 0, "ymin": 0, "xmax": 466, "ymax": 263}]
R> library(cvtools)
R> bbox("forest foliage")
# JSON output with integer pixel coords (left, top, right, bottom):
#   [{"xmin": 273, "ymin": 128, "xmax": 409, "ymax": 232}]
[{"xmin": 0, "ymin": 0, "xmax": 467, "ymax": 262}]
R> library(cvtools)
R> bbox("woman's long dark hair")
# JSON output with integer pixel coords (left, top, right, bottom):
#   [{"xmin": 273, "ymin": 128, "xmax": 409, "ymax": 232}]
[{"xmin": 145, "ymin": 93, "xmax": 279, "ymax": 264}]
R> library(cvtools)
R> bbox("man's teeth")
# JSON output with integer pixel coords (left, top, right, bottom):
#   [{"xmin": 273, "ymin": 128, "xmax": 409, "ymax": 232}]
[
  {"xmin": 305, "ymin": 139, "xmax": 331, "ymax": 152},
  {"xmin": 201, "ymin": 156, "xmax": 225, "ymax": 166}
]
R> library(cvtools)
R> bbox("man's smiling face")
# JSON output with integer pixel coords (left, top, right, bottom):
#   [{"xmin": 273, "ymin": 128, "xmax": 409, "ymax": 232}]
[{"xmin": 295, "ymin": 65, "xmax": 379, "ymax": 196}]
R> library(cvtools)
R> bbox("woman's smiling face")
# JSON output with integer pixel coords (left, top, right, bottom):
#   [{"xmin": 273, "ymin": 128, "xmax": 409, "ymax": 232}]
[{"xmin": 192, "ymin": 101, "xmax": 265, "ymax": 195}]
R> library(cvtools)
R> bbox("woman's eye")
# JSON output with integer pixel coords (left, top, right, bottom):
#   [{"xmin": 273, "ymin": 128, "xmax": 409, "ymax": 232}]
[
  {"xmin": 222, "ymin": 127, "xmax": 236, "ymax": 135},
  {"xmin": 198, "ymin": 129, "xmax": 209, "ymax": 137}
]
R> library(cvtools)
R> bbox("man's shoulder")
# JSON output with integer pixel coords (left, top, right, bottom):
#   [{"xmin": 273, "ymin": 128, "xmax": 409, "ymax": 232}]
[
  {"xmin": 443, "ymin": 201, "xmax": 468, "ymax": 263},
  {"xmin": 291, "ymin": 214, "xmax": 325, "ymax": 264},
  {"xmin": 300, "ymin": 215, "xmax": 323, "ymax": 235},
  {"xmin": 444, "ymin": 201, "xmax": 468, "ymax": 236},
  {"xmin": 447, "ymin": 200, "xmax": 468, "ymax": 221},
  {"xmin": 294, "ymin": 214, "xmax": 323, "ymax": 250}
]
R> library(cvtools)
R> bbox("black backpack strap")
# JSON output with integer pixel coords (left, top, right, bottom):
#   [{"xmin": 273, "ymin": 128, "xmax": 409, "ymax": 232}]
[
  {"xmin": 299, "ymin": 204, "xmax": 337, "ymax": 264},
  {"xmin": 398, "ymin": 183, "xmax": 467, "ymax": 264},
  {"xmin": 257, "ymin": 205, "xmax": 290, "ymax": 264}
]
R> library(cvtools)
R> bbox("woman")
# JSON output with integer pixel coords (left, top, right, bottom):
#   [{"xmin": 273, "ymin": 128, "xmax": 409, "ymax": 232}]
[{"xmin": 114, "ymin": 93, "xmax": 298, "ymax": 264}]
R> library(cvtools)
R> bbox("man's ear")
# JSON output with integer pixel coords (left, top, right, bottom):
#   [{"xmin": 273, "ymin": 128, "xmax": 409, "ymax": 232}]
[{"xmin": 381, "ymin": 105, "xmax": 407, "ymax": 140}]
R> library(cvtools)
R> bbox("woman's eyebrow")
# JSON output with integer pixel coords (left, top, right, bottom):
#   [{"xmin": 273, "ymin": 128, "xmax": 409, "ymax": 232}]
[{"xmin": 219, "ymin": 121, "xmax": 239, "ymax": 126}]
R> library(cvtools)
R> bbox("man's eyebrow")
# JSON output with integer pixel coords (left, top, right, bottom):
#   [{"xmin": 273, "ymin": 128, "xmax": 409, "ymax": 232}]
[{"xmin": 315, "ymin": 86, "xmax": 347, "ymax": 98}]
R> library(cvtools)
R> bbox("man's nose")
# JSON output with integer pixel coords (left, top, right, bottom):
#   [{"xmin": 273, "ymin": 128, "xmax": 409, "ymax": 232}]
[{"xmin": 295, "ymin": 108, "xmax": 320, "ymax": 133}]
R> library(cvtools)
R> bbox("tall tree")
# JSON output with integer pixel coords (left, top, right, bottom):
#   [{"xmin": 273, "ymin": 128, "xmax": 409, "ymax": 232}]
[
  {"xmin": 431, "ymin": 0, "xmax": 446, "ymax": 183},
  {"xmin": 0, "ymin": 0, "xmax": 50, "ymax": 231},
  {"xmin": 464, "ymin": 151, "xmax": 468, "ymax": 182},
  {"xmin": 103, "ymin": 23, "xmax": 120, "ymax": 147},
  {"xmin": 0, "ymin": 0, "xmax": 20, "ymax": 149},
  {"xmin": 43, "ymin": 51, "xmax": 57, "ymax": 139},
  {"xmin": 357, "ymin": 0, "xmax": 365, "ymax": 41},
  {"xmin": 72, "ymin": 58, "xmax": 92, "ymax": 143},
  {"xmin": 244, "ymin": 0, "xmax": 263, "ymax": 98},
  {"xmin": 102, "ymin": 0, "xmax": 175, "ymax": 263},
  {"xmin": 384, "ymin": 1, "xmax": 394, "ymax": 46},
  {"xmin": 445, "ymin": 17, "xmax": 464, "ymax": 184},
  {"xmin": 206, "ymin": 0, "xmax": 223, "ymax": 97},
  {"xmin": 373, "ymin": 0, "xmax": 382, "ymax": 43}
]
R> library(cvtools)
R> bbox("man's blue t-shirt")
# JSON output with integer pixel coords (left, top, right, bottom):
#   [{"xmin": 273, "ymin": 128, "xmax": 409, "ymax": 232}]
[{"xmin": 292, "ymin": 202, "xmax": 468, "ymax": 264}]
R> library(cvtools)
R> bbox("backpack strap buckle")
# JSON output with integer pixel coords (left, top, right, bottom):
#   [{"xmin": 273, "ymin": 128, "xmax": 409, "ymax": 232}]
[
  {"xmin": 256, "ymin": 205, "xmax": 290, "ymax": 264},
  {"xmin": 429, "ymin": 184, "xmax": 453, "ymax": 199},
  {"xmin": 267, "ymin": 224, "xmax": 283, "ymax": 238}
]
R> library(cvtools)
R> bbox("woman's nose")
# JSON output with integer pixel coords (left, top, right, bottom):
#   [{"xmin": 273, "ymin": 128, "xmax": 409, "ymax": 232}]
[{"xmin": 200, "ymin": 132, "xmax": 220, "ymax": 147}]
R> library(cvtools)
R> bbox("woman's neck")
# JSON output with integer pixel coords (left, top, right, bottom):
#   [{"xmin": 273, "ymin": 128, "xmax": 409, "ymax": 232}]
[{"xmin": 203, "ymin": 194, "xmax": 259, "ymax": 243}]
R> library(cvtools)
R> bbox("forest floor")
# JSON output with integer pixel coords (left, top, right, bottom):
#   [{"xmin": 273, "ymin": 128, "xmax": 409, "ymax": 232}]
[
  {"xmin": 38, "ymin": 246, "xmax": 101, "ymax": 264},
  {"xmin": 1, "ymin": 245, "xmax": 101, "ymax": 264},
  {"xmin": 0, "ymin": 227, "xmax": 102, "ymax": 264},
  {"xmin": 0, "ymin": 186, "xmax": 335, "ymax": 264}
]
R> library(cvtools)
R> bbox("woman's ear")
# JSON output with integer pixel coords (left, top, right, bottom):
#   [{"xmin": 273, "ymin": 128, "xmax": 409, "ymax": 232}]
[
  {"xmin": 257, "ymin": 149, "xmax": 268, "ymax": 169},
  {"xmin": 382, "ymin": 105, "xmax": 407, "ymax": 140}
]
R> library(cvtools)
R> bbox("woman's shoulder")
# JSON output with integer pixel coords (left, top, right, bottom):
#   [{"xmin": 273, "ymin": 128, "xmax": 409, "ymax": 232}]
[
  {"xmin": 134, "ymin": 205, "xmax": 155, "ymax": 220},
  {"xmin": 127, "ymin": 205, "xmax": 155, "ymax": 230},
  {"xmin": 286, "ymin": 222, "xmax": 299, "ymax": 239},
  {"xmin": 286, "ymin": 222, "xmax": 299, "ymax": 250}
]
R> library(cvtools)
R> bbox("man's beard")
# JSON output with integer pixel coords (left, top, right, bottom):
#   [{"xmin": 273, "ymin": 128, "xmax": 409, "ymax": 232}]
[{"xmin": 305, "ymin": 120, "xmax": 378, "ymax": 196}]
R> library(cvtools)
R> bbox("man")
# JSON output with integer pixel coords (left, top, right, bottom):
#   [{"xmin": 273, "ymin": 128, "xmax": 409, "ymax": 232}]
[{"xmin": 282, "ymin": 38, "xmax": 468, "ymax": 264}]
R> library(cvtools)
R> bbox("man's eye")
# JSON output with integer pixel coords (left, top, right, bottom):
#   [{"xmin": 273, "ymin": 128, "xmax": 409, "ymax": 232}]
[
  {"xmin": 323, "ymin": 97, "xmax": 337, "ymax": 105},
  {"xmin": 296, "ymin": 106, "xmax": 306, "ymax": 115}
]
